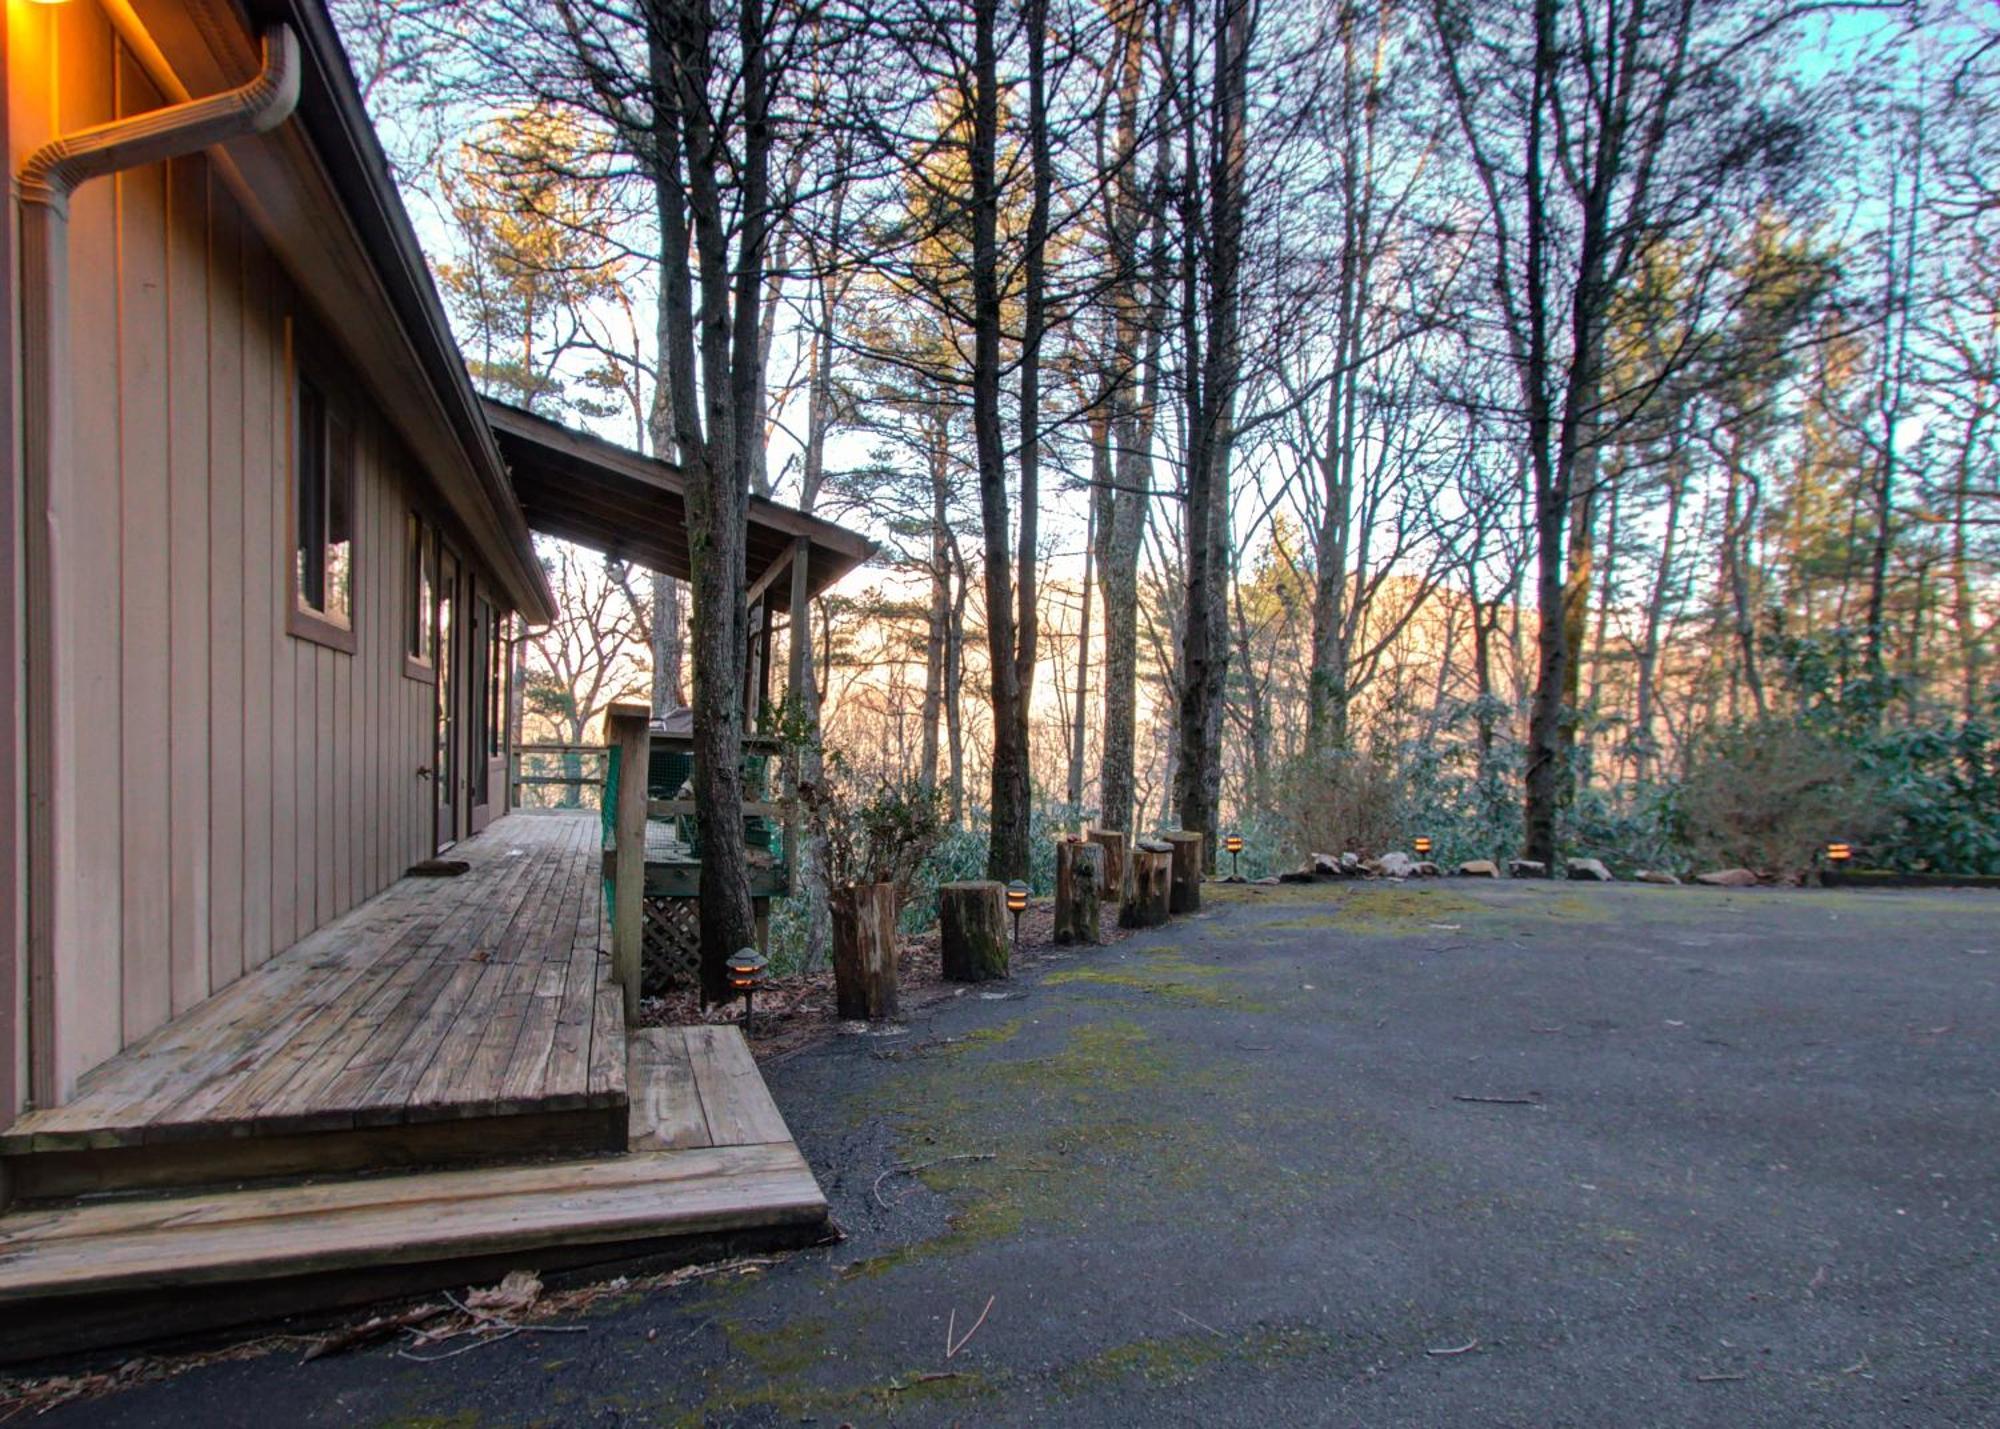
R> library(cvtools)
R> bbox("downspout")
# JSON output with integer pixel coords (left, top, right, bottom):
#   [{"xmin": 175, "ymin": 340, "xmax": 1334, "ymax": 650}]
[{"xmin": 17, "ymin": 27, "xmax": 299, "ymax": 1108}]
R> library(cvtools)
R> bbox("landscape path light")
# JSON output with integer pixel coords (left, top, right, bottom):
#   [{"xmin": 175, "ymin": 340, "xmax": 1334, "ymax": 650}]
[
  {"xmin": 1413, "ymin": 836, "xmax": 1433, "ymax": 858},
  {"xmin": 726, "ymin": 946, "xmax": 768, "ymax": 1035},
  {"xmin": 1224, "ymin": 833, "xmax": 1245, "ymax": 882},
  {"xmin": 1000, "ymin": 880, "xmax": 1032, "ymax": 944}
]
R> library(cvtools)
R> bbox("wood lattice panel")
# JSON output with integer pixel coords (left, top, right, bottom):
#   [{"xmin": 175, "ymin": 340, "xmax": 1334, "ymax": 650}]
[{"xmin": 642, "ymin": 896, "xmax": 700, "ymax": 993}]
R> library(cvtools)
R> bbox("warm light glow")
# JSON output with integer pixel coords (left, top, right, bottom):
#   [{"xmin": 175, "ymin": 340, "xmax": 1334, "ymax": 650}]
[
  {"xmin": 1225, "ymin": 835, "xmax": 1244, "ymax": 854},
  {"xmin": 1826, "ymin": 842, "xmax": 1852, "ymax": 863},
  {"xmin": 1413, "ymin": 836, "xmax": 1433, "ymax": 855},
  {"xmin": 726, "ymin": 947, "xmax": 767, "ymax": 989},
  {"xmin": 1006, "ymin": 880, "xmax": 1029, "ymax": 913}
]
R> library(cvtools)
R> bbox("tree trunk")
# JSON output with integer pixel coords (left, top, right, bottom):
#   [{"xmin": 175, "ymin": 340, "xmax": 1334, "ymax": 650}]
[
  {"xmin": 1163, "ymin": 830, "xmax": 1203, "ymax": 915},
  {"xmin": 652, "ymin": 0, "xmax": 769, "ymax": 1000},
  {"xmin": 939, "ymin": 881, "xmax": 1010, "ymax": 982},
  {"xmin": 1088, "ymin": 826, "xmax": 1130, "ymax": 906},
  {"xmin": 945, "ymin": 561, "xmax": 967, "ymax": 824},
  {"xmin": 1053, "ymin": 838, "xmax": 1104, "ymax": 945},
  {"xmin": 970, "ymin": 0, "xmax": 1032, "ymax": 880},
  {"xmin": 1068, "ymin": 488, "xmax": 1095, "ymax": 811},
  {"xmin": 830, "ymin": 882, "xmax": 898, "ymax": 1021},
  {"xmin": 650, "ymin": 572, "xmax": 685, "ymax": 716},
  {"xmin": 920, "ymin": 416, "xmax": 949, "ymax": 793},
  {"xmin": 1093, "ymin": 0, "xmax": 1160, "ymax": 837},
  {"xmin": 1633, "ymin": 462, "xmax": 1684, "ymax": 783},
  {"xmin": 1175, "ymin": 0, "xmax": 1252, "ymax": 873},
  {"xmin": 1121, "ymin": 842, "xmax": 1172, "ymax": 929}
]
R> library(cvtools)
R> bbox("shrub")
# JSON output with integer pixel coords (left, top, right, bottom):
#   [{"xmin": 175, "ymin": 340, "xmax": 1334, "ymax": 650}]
[
  {"xmin": 1675, "ymin": 717, "xmax": 1888, "ymax": 876},
  {"xmin": 1273, "ymin": 746, "xmax": 1406, "ymax": 866}
]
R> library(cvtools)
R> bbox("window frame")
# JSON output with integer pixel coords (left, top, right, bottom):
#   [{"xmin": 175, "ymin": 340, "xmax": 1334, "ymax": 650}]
[
  {"xmin": 286, "ymin": 349, "xmax": 359, "ymax": 654},
  {"xmin": 403, "ymin": 512, "xmax": 437, "ymax": 682}
]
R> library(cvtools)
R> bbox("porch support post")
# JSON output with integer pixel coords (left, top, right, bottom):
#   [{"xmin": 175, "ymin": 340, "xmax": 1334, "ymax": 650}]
[
  {"xmin": 783, "ymin": 537, "xmax": 810, "ymax": 892},
  {"xmin": 607, "ymin": 703, "xmax": 649, "ymax": 1022}
]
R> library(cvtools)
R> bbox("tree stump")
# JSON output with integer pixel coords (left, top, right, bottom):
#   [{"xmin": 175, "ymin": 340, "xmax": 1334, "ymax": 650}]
[
  {"xmin": 1163, "ymin": 831, "xmax": 1203, "ymax": 914},
  {"xmin": 1122, "ymin": 842, "xmax": 1173, "ymax": 928},
  {"xmin": 1053, "ymin": 838, "xmax": 1105, "ymax": 945},
  {"xmin": 1087, "ymin": 828, "xmax": 1130, "ymax": 905},
  {"xmin": 939, "ymin": 881, "xmax": 1010, "ymax": 982},
  {"xmin": 831, "ymin": 882, "xmax": 899, "ymax": 1021}
]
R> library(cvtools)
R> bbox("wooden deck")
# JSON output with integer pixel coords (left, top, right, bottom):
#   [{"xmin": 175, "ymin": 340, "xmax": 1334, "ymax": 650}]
[
  {"xmin": 1, "ymin": 813, "xmax": 622, "ymax": 1197},
  {"xmin": 0, "ymin": 1025, "xmax": 828, "ymax": 1361}
]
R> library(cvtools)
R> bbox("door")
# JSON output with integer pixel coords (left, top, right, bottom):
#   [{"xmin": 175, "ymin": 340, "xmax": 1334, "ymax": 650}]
[
  {"xmin": 467, "ymin": 592, "xmax": 495, "ymax": 834},
  {"xmin": 434, "ymin": 545, "xmax": 461, "ymax": 851}
]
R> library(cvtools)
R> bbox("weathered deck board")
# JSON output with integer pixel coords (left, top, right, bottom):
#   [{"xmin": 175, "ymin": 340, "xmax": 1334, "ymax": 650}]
[
  {"xmin": 0, "ymin": 1141, "xmax": 827, "ymax": 1305},
  {"xmin": 627, "ymin": 1028, "xmax": 713, "ymax": 1151},
  {"xmin": 683, "ymin": 1026, "xmax": 795, "ymax": 1147},
  {"xmin": 0, "ymin": 814, "xmax": 616, "ymax": 1161}
]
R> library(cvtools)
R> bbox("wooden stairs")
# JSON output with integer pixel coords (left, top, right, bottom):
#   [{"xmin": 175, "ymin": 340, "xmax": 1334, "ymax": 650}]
[{"xmin": 0, "ymin": 1028, "xmax": 828, "ymax": 1364}]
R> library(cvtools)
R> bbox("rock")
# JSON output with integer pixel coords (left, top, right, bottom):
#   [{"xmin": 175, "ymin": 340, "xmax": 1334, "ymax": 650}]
[
  {"xmin": 1378, "ymin": 851, "xmax": 1418, "ymax": 878},
  {"xmin": 1458, "ymin": 859, "xmax": 1499, "ymax": 877},
  {"xmin": 1311, "ymin": 852, "xmax": 1342, "ymax": 876},
  {"xmin": 1413, "ymin": 861, "xmax": 1441, "ymax": 877},
  {"xmin": 1340, "ymin": 851, "xmax": 1361, "ymax": 870},
  {"xmin": 1254, "ymin": 875, "xmax": 1282, "ymax": 886},
  {"xmin": 1360, "ymin": 858, "xmax": 1386, "ymax": 877},
  {"xmin": 1508, "ymin": 859, "xmax": 1548, "ymax": 879},
  {"xmin": 1566, "ymin": 857, "xmax": 1614, "ymax": 882},
  {"xmin": 1636, "ymin": 869, "xmax": 1681, "ymax": 886},
  {"xmin": 1280, "ymin": 865, "xmax": 1317, "ymax": 884},
  {"xmin": 1695, "ymin": 867, "xmax": 1758, "ymax": 887}
]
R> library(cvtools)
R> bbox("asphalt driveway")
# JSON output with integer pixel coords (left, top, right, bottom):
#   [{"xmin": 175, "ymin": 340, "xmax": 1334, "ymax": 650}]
[{"xmin": 31, "ymin": 878, "xmax": 2000, "ymax": 1426}]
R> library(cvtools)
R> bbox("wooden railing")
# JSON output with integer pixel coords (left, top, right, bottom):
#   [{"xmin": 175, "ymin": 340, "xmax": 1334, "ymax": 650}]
[
  {"xmin": 509, "ymin": 742, "xmax": 607, "ymax": 812},
  {"xmin": 600, "ymin": 707, "xmax": 805, "ymax": 1025}
]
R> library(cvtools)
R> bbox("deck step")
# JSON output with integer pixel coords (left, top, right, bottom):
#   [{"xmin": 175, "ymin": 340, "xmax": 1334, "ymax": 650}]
[
  {"xmin": 0, "ymin": 1141, "xmax": 828, "ymax": 1360},
  {"xmin": 627, "ymin": 1025, "xmax": 793, "ymax": 1151}
]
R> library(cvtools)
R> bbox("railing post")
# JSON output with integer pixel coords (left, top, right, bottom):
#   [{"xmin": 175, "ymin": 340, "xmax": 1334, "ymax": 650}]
[
  {"xmin": 606, "ymin": 703, "xmax": 650, "ymax": 1024},
  {"xmin": 784, "ymin": 535, "xmax": 810, "ymax": 896}
]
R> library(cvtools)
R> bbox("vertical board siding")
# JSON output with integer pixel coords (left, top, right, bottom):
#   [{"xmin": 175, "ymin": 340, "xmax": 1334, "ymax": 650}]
[
  {"xmin": 206, "ymin": 183, "xmax": 245, "ymax": 995},
  {"xmin": 56, "ymin": 0, "xmax": 126, "ymax": 1086},
  {"xmin": 167, "ymin": 154, "xmax": 212, "ymax": 1018},
  {"xmin": 31, "ymin": 13, "xmax": 509, "ymax": 1093}
]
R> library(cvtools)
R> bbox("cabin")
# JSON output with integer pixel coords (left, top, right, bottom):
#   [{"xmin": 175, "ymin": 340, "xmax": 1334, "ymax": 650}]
[{"xmin": 0, "ymin": 0, "xmax": 868, "ymax": 1357}]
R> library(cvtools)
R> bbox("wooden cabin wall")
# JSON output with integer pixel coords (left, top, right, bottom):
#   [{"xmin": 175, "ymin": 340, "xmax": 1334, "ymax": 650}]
[{"xmin": 8, "ymin": 2, "xmax": 477, "ymax": 1101}]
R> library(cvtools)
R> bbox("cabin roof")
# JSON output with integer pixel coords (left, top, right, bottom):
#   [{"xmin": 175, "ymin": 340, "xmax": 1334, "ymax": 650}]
[
  {"xmin": 128, "ymin": 0, "xmax": 560, "ymax": 623},
  {"xmin": 483, "ymin": 400, "xmax": 876, "ymax": 614}
]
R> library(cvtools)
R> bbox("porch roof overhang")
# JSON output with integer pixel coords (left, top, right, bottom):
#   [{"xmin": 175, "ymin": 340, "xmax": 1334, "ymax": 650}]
[{"xmin": 483, "ymin": 400, "xmax": 876, "ymax": 615}]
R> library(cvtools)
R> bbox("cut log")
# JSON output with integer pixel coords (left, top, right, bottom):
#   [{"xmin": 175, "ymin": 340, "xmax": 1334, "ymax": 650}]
[
  {"xmin": 1163, "ymin": 831, "xmax": 1203, "ymax": 914},
  {"xmin": 939, "ymin": 881, "xmax": 1010, "ymax": 982},
  {"xmin": 1121, "ymin": 842, "xmax": 1172, "ymax": 929},
  {"xmin": 830, "ymin": 882, "xmax": 899, "ymax": 1021},
  {"xmin": 1086, "ymin": 828, "xmax": 1130, "ymax": 905},
  {"xmin": 1053, "ymin": 838, "xmax": 1105, "ymax": 945}
]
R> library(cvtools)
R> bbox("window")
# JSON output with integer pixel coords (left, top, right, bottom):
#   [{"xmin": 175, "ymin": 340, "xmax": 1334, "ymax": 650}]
[
  {"xmin": 290, "ymin": 371, "xmax": 356, "ymax": 651},
  {"xmin": 487, "ymin": 608, "xmax": 508, "ymax": 761},
  {"xmin": 404, "ymin": 513, "xmax": 435, "ymax": 678}
]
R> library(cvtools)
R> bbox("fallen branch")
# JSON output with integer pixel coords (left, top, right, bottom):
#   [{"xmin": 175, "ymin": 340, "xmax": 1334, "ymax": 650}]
[
  {"xmin": 1425, "ymin": 1339, "xmax": 1480, "ymax": 1357},
  {"xmin": 1453, "ymin": 1095, "xmax": 1541, "ymax": 1106},
  {"xmin": 889, "ymin": 1371, "xmax": 966, "ymax": 1392},
  {"xmin": 1694, "ymin": 1372, "xmax": 1747, "ymax": 1383},
  {"xmin": 945, "ymin": 1295, "xmax": 996, "ymax": 1359},
  {"xmin": 1175, "ymin": 1308, "xmax": 1226, "ymax": 1338},
  {"xmin": 873, "ymin": 1153, "xmax": 997, "ymax": 1209},
  {"xmin": 302, "ymin": 1303, "xmax": 446, "ymax": 1362}
]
